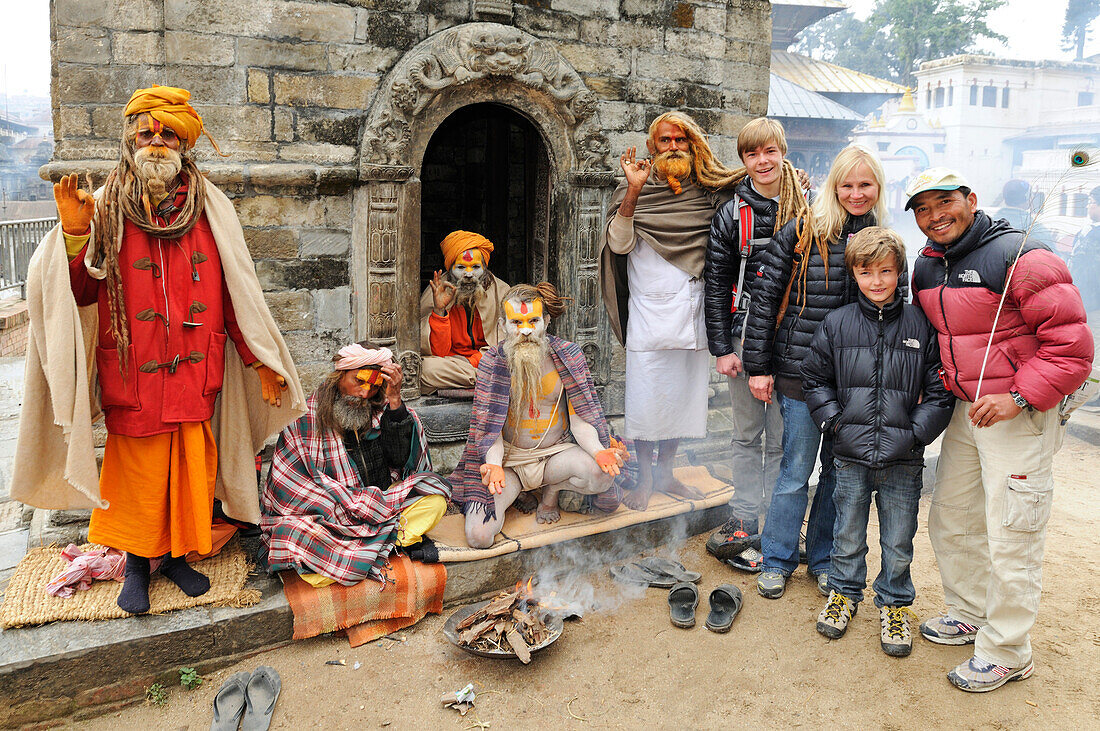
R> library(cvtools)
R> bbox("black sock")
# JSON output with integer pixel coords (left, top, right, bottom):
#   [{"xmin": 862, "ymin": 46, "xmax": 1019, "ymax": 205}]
[
  {"xmin": 159, "ymin": 555, "xmax": 210, "ymax": 597},
  {"xmin": 117, "ymin": 553, "xmax": 151, "ymax": 614},
  {"xmin": 406, "ymin": 536, "xmax": 439, "ymax": 564}
]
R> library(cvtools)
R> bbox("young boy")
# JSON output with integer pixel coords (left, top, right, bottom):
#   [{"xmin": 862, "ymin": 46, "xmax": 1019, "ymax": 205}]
[
  {"xmin": 800, "ymin": 227, "xmax": 954, "ymax": 656},
  {"xmin": 703, "ymin": 117, "xmax": 808, "ymax": 571}
]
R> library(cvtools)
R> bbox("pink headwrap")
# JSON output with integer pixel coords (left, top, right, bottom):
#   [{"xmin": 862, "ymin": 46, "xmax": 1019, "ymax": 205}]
[{"xmin": 335, "ymin": 343, "xmax": 393, "ymax": 371}]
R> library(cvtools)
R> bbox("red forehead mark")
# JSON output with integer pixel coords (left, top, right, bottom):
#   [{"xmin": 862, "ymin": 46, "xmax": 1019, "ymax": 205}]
[
  {"xmin": 150, "ymin": 119, "xmax": 162, "ymax": 134},
  {"xmin": 520, "ymin": 302, "xmax": 529, "ymax": 314},
  {"xmin": 461, "ymin": 250, "xmax": 474, "ymax": 262}
]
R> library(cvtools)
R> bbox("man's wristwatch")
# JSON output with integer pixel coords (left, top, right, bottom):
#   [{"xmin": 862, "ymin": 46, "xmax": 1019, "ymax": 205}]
[{"xmin": 1010, "ymin": 390, "xmax": 1030, "ymax": 410}]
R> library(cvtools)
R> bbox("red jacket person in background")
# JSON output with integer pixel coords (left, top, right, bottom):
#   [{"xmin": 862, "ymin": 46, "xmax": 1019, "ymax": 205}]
[{"xmin": 906, "ymin": 168, "xmax": 1093, "ymax": 692}]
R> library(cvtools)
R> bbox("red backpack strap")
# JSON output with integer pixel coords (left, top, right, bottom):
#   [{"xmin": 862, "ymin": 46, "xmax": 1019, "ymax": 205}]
[{"xmin": 738, "ymin": 199, "xmax": 753, "ymax": 257}]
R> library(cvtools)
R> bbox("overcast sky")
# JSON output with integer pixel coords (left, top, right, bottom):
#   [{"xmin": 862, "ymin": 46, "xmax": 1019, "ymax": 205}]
[{"xmin": 0, "ymin": 1, "xmax": 1094, "ymax": 99}]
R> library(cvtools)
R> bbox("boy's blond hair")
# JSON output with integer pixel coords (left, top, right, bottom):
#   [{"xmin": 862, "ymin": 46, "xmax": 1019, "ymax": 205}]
[
  {"xmin": 845, "ymin": 226, "xmax": 906, "ymax": 272},
  {"xmin": 736, "ymin": 117, "xmax": 788, "ymax": 159}
]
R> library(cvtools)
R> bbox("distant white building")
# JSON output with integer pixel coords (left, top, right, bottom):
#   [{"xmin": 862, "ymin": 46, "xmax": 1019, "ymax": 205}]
[{"xmin": 912, "ymin": 54, "xmax": 1100, "ymax": 208}]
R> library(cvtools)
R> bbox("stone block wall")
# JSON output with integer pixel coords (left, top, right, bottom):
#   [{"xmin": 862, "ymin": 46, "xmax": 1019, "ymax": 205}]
[{"xmin": 46, "ymin": 0, "xmax": 771, "ymax": 400}]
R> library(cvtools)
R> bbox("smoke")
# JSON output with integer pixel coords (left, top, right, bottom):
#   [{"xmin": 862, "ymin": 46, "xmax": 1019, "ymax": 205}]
[{"xmin": 531, "ymin": 513, "xmax": 693, "ymax": 619}]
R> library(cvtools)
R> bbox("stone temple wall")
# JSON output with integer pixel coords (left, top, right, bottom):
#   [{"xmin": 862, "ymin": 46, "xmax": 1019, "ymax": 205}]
[{"xmin": 44, "ymin": 0, "xmax": 771, "ymax": 465}]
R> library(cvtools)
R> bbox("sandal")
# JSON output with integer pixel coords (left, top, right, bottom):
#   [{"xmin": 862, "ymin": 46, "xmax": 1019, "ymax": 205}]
[
  {"xmin": 241, "ymin": 666, "xmax": 282, "ymax": 731},
  {"xmin": 705, "ymin": 584, "xmax": 743, "ymax": 633},
  {"xmin": 636, "ymin": 556, "xmax": 702, "ymax": 584},
  {"xmin": 210, "ymin": 671, "xmax": 250, "ymax": 731},
  {"xmin": 668, "ymin": 582, "xmax": 699, "ymax": 629},
  {"xmin": 610, "ymin": 563, "xmax": 676, "ymax": 588}
]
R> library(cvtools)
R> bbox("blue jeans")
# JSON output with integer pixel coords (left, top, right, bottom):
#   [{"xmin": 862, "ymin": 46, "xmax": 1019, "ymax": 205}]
[
  {"xmin": 829, "ymin": 459, "xmax": 922, "ymax": 608},
  {"xmin": 760, "ymin": 393, "xmax": 836, "ymax": 576}
]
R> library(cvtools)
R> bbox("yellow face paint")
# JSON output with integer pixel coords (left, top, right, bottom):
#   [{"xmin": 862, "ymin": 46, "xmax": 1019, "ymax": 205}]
[
  {"xmin": 355, "ymin": 368, "xmax": 384, "ymax": 388},
  {"xmin": 451, "ymin": 248, "xmax": 483, "ymax": 277},
  {"xmin": 503, "ymin": 298, "xmax": 544, "ymax": 332},
  {"xmin": 134, "ymin": 113, "xmax": 181, "ymax": 151}
]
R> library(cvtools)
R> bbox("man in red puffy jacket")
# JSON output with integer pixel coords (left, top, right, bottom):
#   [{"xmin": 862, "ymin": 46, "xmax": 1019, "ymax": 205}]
[{"xmin": 906, "ymin": 168, "xmax": 1093, "ymax": 693}]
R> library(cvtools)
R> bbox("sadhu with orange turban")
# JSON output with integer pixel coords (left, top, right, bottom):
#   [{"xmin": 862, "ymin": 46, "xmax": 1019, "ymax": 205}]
[
  {"xmin": 12, "ymin": 86, "xmax": 306, "ymax": 615},
  {"xmin": 417, "ymin": 230, "xmax": 512, "ymax": 394}
]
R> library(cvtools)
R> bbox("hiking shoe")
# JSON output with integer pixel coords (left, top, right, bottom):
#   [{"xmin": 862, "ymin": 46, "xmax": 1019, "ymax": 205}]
[
  {"xmin": 706, "ymin": 517, "xmax": 759, "ymax": 561},
  {"xmin": 757, "ymin": 570, "xmax": 786, "ymax": 599},
  {"xmin": 947, "ymin": 656, "xmax": 1034, "ymax": 692},
  {"xmin": 724, "ymin": 546, "xmax": 764, "ymax": 573},
  {"xmin": 812, "ymin": 571, "xmax": 830, "ymax": 597},
  {"xmin": 816, "ymin": 591, "xmax": 857, "ymax": 639},
  {"xmin": 880, "ymin": 606, "xmax": 915, "ymax": 657},
  {"xmin": 920, "ymin": 613, "xmax": 980, "ymax": 645}
]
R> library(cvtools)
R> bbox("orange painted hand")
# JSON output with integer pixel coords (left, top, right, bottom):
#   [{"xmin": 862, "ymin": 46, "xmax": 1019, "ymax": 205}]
[
  {"xmin": 595, "ymin": 447, "xmax": 625, "ymax": 476},
  {"xmin": 53, "ymin": 173, "xmax": 95, "ymax": 236},
  {"xmin": 610, "ymin": 437, "xmax": 631, "ymax": 460},
  {"xmin": 254, "ymin": 364, "xmax": 287, "ymax": 407},
  {"xmin": 480, "ymin": 463, "xmax": 506, "ymax": 495}
]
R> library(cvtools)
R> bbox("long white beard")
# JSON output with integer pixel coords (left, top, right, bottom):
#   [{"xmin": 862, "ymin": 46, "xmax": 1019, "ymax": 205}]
[
  {"xmin": 504, "ymin": 335, "xmax": 549, "ymax": 418},
  {"xmin": 134, "ymin": 147, "xmax": 183, "ymax": 201}
]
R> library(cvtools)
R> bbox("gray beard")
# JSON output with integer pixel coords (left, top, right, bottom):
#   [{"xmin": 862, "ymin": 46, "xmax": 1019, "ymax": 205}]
[
  {"xmin": 446, "ymin": 271, "xmax": 488, "ymax": 310},
  {"xmin": 503, "ymin": 336, "xmax": 549, "ymax": 417},
  {"xmin": 332, "ymin": 393, "xmax": 385, "ymax": 432}
]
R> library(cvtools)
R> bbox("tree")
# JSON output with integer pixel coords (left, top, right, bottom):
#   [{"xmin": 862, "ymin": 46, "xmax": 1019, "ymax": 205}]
[
  {"xmin": 793, "ymin": 0, "xmax": 1008, "ymax": 87},
  {"xmin": 1063, "ymin": 0, "xmax": 1100, "ymax": 60}
]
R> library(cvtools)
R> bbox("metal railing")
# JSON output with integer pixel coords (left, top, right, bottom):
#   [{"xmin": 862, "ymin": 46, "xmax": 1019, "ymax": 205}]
[{"xmin": 0, "ymin": 217, "xmax": 56, "ymax": 298}]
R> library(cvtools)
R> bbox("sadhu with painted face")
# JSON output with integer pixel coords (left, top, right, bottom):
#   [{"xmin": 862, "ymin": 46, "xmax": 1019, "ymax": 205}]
[
  {"xmin": 11, "ymin": 85, "xmax": 304, "ymax": 614},
  {"xmin": 450, "ymin": 283, "xmax": 629, "ymax": 548},
  {"xmin": 418, "ymin": 230, "xmax": 511, "ymax": 394}
]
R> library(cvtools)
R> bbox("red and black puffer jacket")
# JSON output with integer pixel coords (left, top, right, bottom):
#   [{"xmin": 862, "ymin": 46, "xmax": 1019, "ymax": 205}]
[{"xmin": 911, "ymin": 211, "xmax": 1093, "ymax": 411}]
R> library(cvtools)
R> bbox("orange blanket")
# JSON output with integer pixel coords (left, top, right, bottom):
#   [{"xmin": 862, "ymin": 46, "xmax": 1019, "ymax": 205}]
[{"xmin": 280, "ymin": 555, "xmax": 446, "ymax": 647}]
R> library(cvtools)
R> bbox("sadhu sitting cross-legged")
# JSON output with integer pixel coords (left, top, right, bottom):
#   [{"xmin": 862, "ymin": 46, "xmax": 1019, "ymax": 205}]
[
  {"xmin": 451, "ymin": 283, "xmax": 629, "ymax": 549},
  {"xmin": 260, "ymin": 342, "xmax": 451, "ymax": 586}
]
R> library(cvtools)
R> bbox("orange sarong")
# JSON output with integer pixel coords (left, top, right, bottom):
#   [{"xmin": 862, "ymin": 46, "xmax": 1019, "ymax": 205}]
[{"xmin": 88, "ymin": 421, "xmax": 217, "ymax": 559}]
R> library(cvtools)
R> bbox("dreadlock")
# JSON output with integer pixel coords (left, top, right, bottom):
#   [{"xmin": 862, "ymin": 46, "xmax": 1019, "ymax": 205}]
[
  {"xmin": 501, "ymin": 282, "xmax": 570, "ymax": 317},
  {"xmin": 92, "ymin": 115, "xmax": 208, "ymax": 376}
]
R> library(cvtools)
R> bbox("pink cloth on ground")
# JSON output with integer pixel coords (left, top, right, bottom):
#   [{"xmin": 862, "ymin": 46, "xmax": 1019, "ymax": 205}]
[{"xmin": 45, "ymin": 544, "xmax": 127, "ymax": 598}]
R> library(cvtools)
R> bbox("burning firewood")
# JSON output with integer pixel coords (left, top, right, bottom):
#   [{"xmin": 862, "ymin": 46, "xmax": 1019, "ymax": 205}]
[{"xmin": 455, "ymin": 579, "xmax": 552, "ymax": 664}]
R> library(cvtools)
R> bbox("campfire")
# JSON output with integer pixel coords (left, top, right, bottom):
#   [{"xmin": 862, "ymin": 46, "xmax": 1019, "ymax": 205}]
[{"xmin": 453, "ymin": 579, "xmax": 555, "ymax": 664}]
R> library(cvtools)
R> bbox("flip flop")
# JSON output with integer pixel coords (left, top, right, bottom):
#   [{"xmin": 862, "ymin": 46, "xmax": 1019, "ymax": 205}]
[
  {"xmin": 610, "ymin": 563, "xmax": 676, "ymax": 589},
  {"xmin": 241, "ymin": 666, "xmax": 282, "ymax": 731},
  {"xmin": 210, "ymin": 671, "xmax": 250, "ymax": 731},
  {"xmin": 668, "ymin": 582, "xmax": 699, "ymax": 629},
  {"xmin": 705, "ymin": 584, "xmax": 743, "ymax": 633},
  {"xmin": 636, "ymin": 557, "xmax": 702, "ymax": 584}
]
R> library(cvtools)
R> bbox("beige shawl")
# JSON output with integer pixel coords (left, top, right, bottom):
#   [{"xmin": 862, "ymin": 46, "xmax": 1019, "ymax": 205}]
[
  {"xmin": 10, "ymin": 182, "xmax": 306, "ymax": 524},
  {"xmin": 599, "ymin": 173, "xmax": 724, "ymax": 345},
  {"xmin": 418, "ymin": 275, "xmax": 510, "ymax": 355}
]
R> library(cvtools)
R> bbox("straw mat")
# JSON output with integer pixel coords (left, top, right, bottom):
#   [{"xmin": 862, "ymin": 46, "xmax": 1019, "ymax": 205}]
[{"xmin": 0, "ymin": 538, "xmax": 259, "ymax": 629}]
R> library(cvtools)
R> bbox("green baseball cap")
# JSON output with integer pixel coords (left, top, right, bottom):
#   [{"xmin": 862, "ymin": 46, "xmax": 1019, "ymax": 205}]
[{"xmin": 904, "ymin": 167, "xmax": 970, "ymax": 210}]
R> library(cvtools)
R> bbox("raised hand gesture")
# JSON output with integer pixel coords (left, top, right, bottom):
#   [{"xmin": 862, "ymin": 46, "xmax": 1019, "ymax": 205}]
[
  {"xmin": 619, "ymin": 146, "xmax": 651, "ymax": 191},
  {"xmin": 430, "ymin": 269, "xmax": 457, "ymax": 315},
  {"xmin": 53, "ymin": 173, "xmax": 94, "ymax": 236}
]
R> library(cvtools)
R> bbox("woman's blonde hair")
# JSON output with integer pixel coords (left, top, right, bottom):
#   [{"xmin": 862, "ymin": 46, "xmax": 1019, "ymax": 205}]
[{"xmin": 789, "ymin": 144, "xmax": 888, "ymax": 310}]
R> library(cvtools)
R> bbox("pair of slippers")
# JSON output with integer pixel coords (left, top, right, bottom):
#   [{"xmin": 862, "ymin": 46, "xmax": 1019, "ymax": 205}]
[
  {"xmin": 609, "ymin": 557, "xmax": 702, "ymax": 588},
  {"xmin": 669, "ymin": 583, "xmax": 743, "ymax": 633},
  {"xmin": 210, "ymin": 666, "xmax": 281, "ymax": 731}
]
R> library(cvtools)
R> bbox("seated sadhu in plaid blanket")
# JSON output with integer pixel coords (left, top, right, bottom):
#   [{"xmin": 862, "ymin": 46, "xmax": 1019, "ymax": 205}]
[
  {"xmin": 260, "ymin": 342, "xmax": 451, "ymax": 586},
  {"xmin": 452, "ymin": 283, "xmax": 630, "ymax": 548}
]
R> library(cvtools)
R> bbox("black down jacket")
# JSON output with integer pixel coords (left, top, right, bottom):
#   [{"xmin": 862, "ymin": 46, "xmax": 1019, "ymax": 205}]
[
  {"xmin": 704, "ymin": 178, "xmax": 778, "ymax": 356},
  {"xmin": 742, "ymin": 213, "xmax": 909, "ymax": 381},
  {"xmin": 800, "ymin": 293, "xmax": 954, "ymax": 468}
]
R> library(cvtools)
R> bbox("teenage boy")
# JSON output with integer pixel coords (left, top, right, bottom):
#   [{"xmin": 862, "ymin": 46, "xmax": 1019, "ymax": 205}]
[
  {"xmin": 800, "ymin": 227, "xmax": 954, "ymax": 656},
  {"xmin": 703, "ymin": 118, "xmax": 808, "ymax": 569}
]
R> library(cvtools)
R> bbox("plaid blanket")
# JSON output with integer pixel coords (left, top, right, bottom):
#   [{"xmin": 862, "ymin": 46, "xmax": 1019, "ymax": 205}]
[
  {"xmin": 452, "ymin": 335, "xmax": 625, "ymax": 521},
  {"xmin": 261, "ymin": 394, "xmax": 451, "ymax": 584},
  {"xmin": 279, "ymin": 555, "xmax": 446, "ymax": 647}
]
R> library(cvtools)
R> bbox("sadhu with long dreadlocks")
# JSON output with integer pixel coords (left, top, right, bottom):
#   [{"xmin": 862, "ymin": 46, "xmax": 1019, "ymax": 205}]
[
  {"xmin": 600, "ymin": 111, "xmax": 766, "ymax": 511},
  {"xmin": 740, "ymin": 143, "xmax": 893, "ymax": 601},
  {"xmin": 12, "ymin": 85, "xmax": 305, "ymax": 614}
]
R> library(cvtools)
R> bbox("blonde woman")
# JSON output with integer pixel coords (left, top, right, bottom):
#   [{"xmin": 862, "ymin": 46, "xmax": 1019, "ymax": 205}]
[{"xmin": 740, "ymin": 144, "xmax": 896, "ymax": 600}]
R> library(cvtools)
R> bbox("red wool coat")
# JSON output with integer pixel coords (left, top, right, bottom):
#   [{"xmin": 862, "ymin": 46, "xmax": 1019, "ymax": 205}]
[{"xmin": 69, "ymin": 187, "xmax": 255, "ymax": 437}]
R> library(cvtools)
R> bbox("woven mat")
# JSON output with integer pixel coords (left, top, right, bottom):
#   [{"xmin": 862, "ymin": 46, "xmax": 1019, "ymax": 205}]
[
  {"xmin": 429, "ymin": 465, "xmax": 733, "ymax": 562},
  {"xmin": 0, "ymin": 538, "xmax": 260, "ymax": 629},
  {"xmin": 280, "ymin": 555, "xmax": 446, "ymax": 647}
]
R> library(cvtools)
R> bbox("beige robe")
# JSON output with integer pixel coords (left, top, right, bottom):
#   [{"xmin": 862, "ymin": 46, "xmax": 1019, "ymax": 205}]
[
  {"xmin": 417, "ymin": 276, "xmax": 509, "ymax": 392},
  {"xmin": 10, "ymin": 182, "xmax": 306, "ymax": 525}
]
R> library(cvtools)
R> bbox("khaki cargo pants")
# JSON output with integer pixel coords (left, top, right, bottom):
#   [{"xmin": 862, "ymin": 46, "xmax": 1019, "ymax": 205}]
[{"xmin": 929, "ymin": 400, "xmax": 1063, "ymax": 668}]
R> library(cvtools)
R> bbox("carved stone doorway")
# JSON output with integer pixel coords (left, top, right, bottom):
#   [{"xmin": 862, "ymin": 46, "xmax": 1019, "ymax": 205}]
[{"xmin": 419, "ymin": 103, "xmax": 550, "ymax": 290}]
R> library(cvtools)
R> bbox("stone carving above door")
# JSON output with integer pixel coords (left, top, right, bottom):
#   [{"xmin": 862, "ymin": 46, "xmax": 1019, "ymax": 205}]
[{"xmin": 361, "ymin": 22, "xmax": 609, "ymax": 174}]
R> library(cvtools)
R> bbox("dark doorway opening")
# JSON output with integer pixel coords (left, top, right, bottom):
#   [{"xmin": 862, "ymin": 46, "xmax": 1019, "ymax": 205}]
[{"xmin": 420, "ymin": 103, "xmax": 549, "ymax": 291}]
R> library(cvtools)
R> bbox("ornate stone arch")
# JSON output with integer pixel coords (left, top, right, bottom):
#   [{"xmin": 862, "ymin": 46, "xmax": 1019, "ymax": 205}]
[{"xmin": 352, "ymin": 23, "xmax": 618, "ymax": 400}]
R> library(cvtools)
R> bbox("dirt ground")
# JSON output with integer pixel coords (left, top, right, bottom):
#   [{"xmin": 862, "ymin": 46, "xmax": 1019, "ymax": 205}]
[{"xmin": 82, "ymin": 434, "xmax": 1100, "ymax": 730}]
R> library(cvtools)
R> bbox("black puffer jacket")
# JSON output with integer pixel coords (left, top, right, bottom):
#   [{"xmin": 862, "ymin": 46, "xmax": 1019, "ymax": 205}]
[
  {"xmin": 704, "ymin": 178, "xmax": 778, "ymax": 356},
  {"xmin": 742, "ymin": 213, "xmax": 908, "ymax": 380},
  {"xmin": 800, "ymin": 293, "xmax": 954, "ymax": 468}
]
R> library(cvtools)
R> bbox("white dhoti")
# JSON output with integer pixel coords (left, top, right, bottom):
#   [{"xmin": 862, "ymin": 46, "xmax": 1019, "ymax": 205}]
[{"xmin": 622, "ymin": 238, "xmax": 710, "ymax": 441}]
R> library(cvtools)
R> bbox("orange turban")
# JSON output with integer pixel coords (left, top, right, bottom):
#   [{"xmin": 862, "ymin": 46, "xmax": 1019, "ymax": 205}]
[
  {"xmin": 123, "ymin": 85, "xmax": 211, "ymax": 151},
  {"xmin": 441, "ymin": 230, "xmax": 494, "ymax": 270}
]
